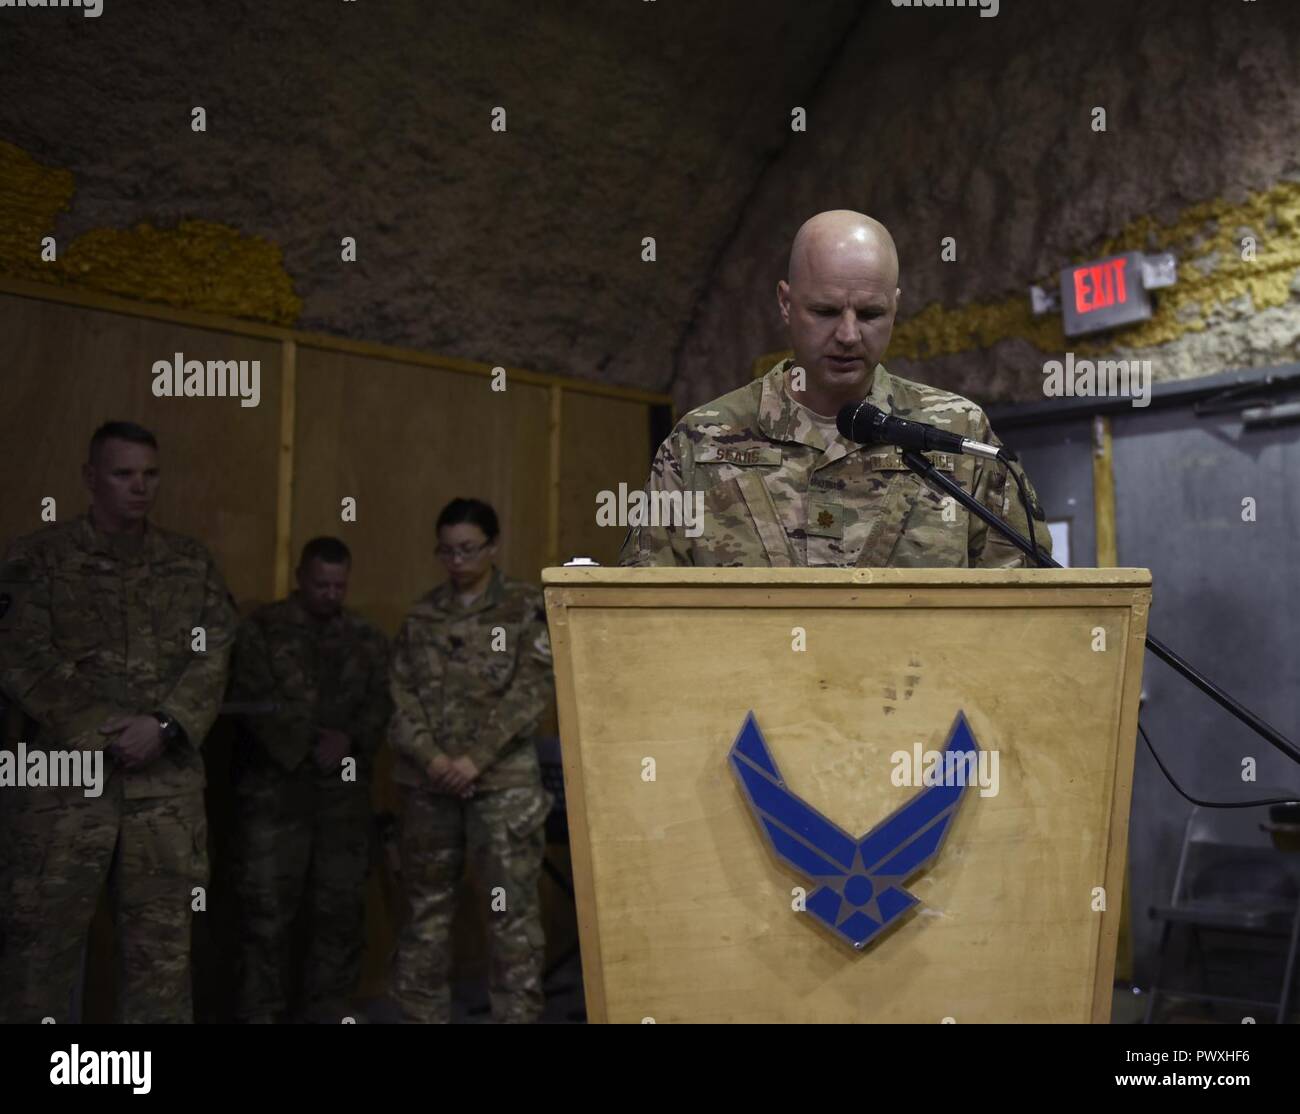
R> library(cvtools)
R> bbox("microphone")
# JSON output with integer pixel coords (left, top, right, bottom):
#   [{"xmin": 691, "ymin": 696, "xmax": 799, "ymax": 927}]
[{"xmin": 835, "ymin": 401, "xmax": 1014, "ymax": 463}]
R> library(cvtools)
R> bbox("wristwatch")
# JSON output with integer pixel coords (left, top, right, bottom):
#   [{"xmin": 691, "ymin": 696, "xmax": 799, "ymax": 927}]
[{"xmin": 152, "ymin": 711, "xmax": 183, "ymax": 745}]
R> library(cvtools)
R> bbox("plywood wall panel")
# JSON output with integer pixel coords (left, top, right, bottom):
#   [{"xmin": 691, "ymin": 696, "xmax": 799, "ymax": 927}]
[
  {"xmin": 291, "ymin": 346, "xmax": 551, "ymax": 634},
  {"xmin": 0, "ymin": 293, "xmax": 281, "ymax": 606},
  {"xmin": 558, "ymin": 391, "xmax": 652, "ymax": 568}
]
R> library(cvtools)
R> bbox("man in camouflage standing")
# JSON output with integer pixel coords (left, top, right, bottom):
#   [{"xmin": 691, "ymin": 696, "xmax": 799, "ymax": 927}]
[
  {"xmin": 228, "ymin": 536, "xmax": 390, "ymax": 1023},
  {"xmin": 389, "ymin": 498, "xmax": 554, "ymax": 1024},
  {"xmin": 0, "ymin": 421, "xmax": 236, "ymax": 1023},
  {"xmin": 620, "ymin": 209, "xmax": 1050, "ymax": 568}
]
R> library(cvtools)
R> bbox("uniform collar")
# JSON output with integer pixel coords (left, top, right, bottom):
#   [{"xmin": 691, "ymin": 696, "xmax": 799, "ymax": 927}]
[
  {"xmin": 756, "ymin": 358, "xmax": 897, "ymax": 464},
  {"xmin": 431, "ymin": 566, "xmax": 505, "ymax": 617},
  {"xmin": 75, "ymin": 511, "xmax": 161, "ymax": 561},
  {"xmin": 287, "ymin": 589, "xmax": 345, "ymax": 631}
]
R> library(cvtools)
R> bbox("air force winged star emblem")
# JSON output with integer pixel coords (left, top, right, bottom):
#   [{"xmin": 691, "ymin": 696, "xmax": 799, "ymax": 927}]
[{"xmin": 728, "ymin": 711, "xmax": 980, "ymax": 949}]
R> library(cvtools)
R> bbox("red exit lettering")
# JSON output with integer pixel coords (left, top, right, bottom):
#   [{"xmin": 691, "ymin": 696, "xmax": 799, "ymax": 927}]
[{"xmin": 1073, "ymin": 257, "xmax": 1129, "ymax": 314}]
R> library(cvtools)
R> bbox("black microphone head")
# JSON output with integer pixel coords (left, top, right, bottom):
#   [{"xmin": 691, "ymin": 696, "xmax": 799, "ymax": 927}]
[{"xmin": 835, "ymin": 400, "xmax": 887, "ymax": 443}]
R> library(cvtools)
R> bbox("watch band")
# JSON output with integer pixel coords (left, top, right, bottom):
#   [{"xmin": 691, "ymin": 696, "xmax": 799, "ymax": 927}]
[{"xmin": 152, "ymin": 711, "xmax": 180, "ymax": 744}]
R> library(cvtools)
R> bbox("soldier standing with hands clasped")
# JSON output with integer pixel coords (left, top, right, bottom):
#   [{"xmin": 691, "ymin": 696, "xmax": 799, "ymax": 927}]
[
  {"xmin": 228, "ymin": 536, "xmax": 390, "ymax": 1023},
  {"xmin": 0, "ymin": 421, "xmax": 236, "ymax": 1023},
  {"xmin": 388, "ymin": 498, "xmax": 555, "ymax": 1024}
]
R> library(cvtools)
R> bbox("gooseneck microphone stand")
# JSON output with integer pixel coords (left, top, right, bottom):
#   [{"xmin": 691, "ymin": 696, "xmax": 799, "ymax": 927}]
[{"xmin": 900, "ymin": 449, "xmax": 1300, "ymax": 769}]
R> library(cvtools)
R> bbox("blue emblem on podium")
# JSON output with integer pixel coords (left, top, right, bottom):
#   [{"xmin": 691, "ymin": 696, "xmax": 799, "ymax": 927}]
[{"xmin": 729, "ymin": 711, "xmax": 979, "ymax": 949}]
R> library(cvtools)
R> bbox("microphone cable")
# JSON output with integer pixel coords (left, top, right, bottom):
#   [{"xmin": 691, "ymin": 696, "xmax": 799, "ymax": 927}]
[
  {"xmin": 1004, "ymin": 460, "xmax": 1042, "ymax": 566},
  {"xmin": 1138, "ymin": 719, "xmax": 1299, "ymax": 810},
  {"xmin": 997, "ymin": 449, "xmax": 1298, "ymax": 809}
]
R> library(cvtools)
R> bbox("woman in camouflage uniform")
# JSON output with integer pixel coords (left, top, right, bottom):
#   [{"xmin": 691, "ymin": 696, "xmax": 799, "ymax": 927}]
[{"xmin": 388, "ymin": 498, "xmax": 554, "ymax": 1023}]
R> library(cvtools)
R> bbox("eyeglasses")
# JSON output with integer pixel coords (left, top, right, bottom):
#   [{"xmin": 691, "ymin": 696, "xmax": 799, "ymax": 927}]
[{"xmin": 435, "ymin": 542, "xmax": 491, "ymax": 561}]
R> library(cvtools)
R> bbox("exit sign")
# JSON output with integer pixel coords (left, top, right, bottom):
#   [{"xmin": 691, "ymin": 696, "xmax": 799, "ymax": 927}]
[{"xmin": 1060, "ymin": 251, "xmax": 1152, "ymax": 337}]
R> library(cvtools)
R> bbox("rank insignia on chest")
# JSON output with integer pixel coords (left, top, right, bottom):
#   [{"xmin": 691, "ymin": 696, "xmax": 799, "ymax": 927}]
[{"xmin": 807, "ymin": 500, "xmax": 843, "ymax": 539}]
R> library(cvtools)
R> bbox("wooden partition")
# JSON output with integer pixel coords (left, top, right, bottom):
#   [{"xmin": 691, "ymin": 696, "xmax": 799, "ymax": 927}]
[
  {"xmin": 0, "ymin": 277, "xmax": 669, "ymax": 619},
  {"xmin": 558, "ymin": 390, "xmax": 653, "ymax": 568},
  {"xmin": 289, "ymin": 344, "xmax": 553, "ymax": 630},
  {"xmin": 0, "ymin": 293, "xmax": 283, "ymax": 604}
]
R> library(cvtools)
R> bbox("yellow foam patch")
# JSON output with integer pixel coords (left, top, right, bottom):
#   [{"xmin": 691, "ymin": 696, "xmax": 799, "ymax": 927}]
[
  {"xmin": 61, "ymin": 221, "xmax": 301, "ymax": 323},
  {"xmin": 756, "ymin": 180, "xmax": 1300, "ymax": 374},
  {"xmin": 0, "ymin": 141, "xmax": 75, "ymax": 282},
  {"xmin": 889, "ymin": 180, "xmax": 1300, "ymax": 360},
  {"xmin": 0, "ymin": 140, "xmax": 301, "ymax": 325}
]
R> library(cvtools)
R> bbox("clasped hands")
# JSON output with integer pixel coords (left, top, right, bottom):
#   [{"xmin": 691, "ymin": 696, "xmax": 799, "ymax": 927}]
[
  {"xmin": 100, "ymin": 717, "xmax": 355, "ymax": 774},
  {"xmin": 425, "ymin": 753, "xmax": 479, "ymax": 799},
  {"xmin": 99, "ymin": 714, "xmax": 165, "ymax": 769},
  {"xmin": 313, "ymin": 727, "xmax": 353, "ymax": 772}
]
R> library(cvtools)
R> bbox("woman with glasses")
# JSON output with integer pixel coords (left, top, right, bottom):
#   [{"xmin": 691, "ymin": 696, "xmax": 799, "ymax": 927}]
[{"xmin": 387, "ymin": 497, "xmax": 555, "ymax": 1023}]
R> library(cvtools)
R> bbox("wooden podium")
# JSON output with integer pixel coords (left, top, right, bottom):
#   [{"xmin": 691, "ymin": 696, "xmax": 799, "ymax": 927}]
[{"xmin": 542, "ymin": 567, "xmax": 1151, "ymax": 1024}]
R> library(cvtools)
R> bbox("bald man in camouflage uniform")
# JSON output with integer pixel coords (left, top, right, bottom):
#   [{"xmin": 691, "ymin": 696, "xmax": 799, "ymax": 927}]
[
  {"xmin": 0, "ymin": 421, "xmax": 236, "ymax": 1023},
  {"xmin": 389, "ymin": 499, "xmax": 554, "ymax": 1024},
  {"xmin": 620, "ymin": 210, "xmax": 1050, "ymax": 568},
  {"xmin": 229, "ymin": 536, "xmax": 390, "ymax": 1023}
]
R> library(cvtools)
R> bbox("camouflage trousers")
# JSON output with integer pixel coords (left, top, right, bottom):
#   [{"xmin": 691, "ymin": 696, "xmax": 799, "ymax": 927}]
[
  {"xmin": 391, "ymin": 783, "xmax": 551, "ymax": 1024},
  {"xmin": 0, "ymin": 783, "xmax": 207, "ymax": 1024},
  {"xmin": 233, "ymin": 760, "xmax": 371, "ymax": 1022}
]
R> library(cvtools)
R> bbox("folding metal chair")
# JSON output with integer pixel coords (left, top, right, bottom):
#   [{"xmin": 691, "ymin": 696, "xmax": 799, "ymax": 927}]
[{"xmin": 1144, "ymin": 802, "xmax": 1300, "ymax": 1024}]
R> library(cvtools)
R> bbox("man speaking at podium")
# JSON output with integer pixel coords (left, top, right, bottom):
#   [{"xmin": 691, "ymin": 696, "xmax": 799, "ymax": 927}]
[{"xmin": 619, "ymin": 210, "xmax": 1050, "ymax": 569}]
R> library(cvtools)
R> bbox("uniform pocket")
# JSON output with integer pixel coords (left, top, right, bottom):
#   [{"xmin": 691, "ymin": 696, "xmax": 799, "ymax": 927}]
[
  {"xmin": 696, "ymin": 472, "xmax": 792, "ymax": 567},
  {"xmin": 481, "ymin": 643, "xmax": 517, "ymax": 690},
  {"xmin": 49, "ymin": 569, "xmax": 112, "ymax": 655},
  {"xmin": 504, "ymin": 786, "xmax": 553, "ymax": 842},
  {"xmin": 865, "ymin": 449, "xmax": 966, "ymax": 515},
  {"xmin": 119, "ymin": 794, "xmax": 207, "ymax": 906}
]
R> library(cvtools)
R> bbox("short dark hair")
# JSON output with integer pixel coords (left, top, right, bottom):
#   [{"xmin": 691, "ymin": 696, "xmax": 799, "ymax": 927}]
[
  {"xmin": 436, "ymin": 497, "xmax": 499, "ymax": 542},
  {"xmin": 298, "ymin": 536, "xmax": 351, "ymax": 568},
  {"xmin": 89, "ymin": 421, "xmax": 158, "ymax": 462}
]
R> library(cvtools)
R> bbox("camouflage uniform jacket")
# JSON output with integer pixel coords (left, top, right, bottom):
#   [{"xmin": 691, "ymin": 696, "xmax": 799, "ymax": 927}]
[
  {"xmin": 0, "ymin": 514, "xmax": 237, "ymax": 798},
  {"xmin": 228, "ymin": 592, "xmax": 391, "ymax": 773},
  {"xmin": 619, "ymin": 358, "xmax": 1051, "ymax": 568},
  {"xmin": 389, "ymin": 569, "xmax": 553, "ymax": 791}
]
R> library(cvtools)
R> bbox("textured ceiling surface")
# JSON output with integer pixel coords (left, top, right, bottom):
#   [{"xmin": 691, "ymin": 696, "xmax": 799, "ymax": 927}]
[
  {"xmin": 0, "ymin": 0, "xmax": 867, "ymax": 391},
  {"xmin": 2, "ymin": 0, "xmax": 1296, "ymax": 414},
  {"xmin": 678, "ymin": 0, "xmax": 1300, "ymax": 411}
]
